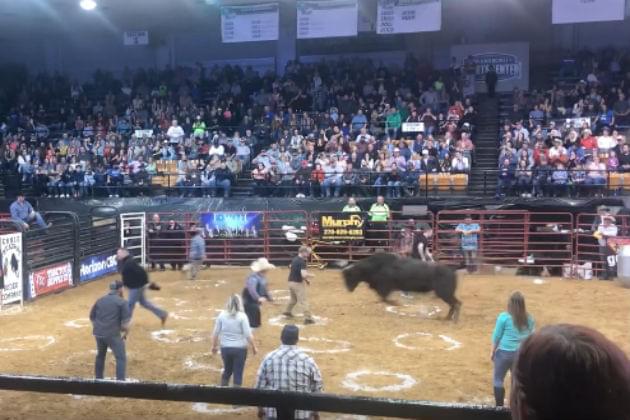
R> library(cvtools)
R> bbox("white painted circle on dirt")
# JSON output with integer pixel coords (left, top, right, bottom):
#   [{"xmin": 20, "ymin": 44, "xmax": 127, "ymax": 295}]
[
  {"xmin": 191, "ymin": 403, "xmax": 253, "ymax": 415},
  {"xmin": 150, "ymin": 329, "xmax": 207, "ymax": 344},
  {"xmin": 299, "ymin": 337, "xmax": 352, "ymax": 354},
  {"xmin": 342, "ymin": 370, "xmax": 417, "ymax": 393},
  {"xmin": 64, "ymin": 318, "xmax": 90, "ymax": 329},
  {"xmin": 183, "ymin": 352, "xmax": 223, "ymax": 372},
  {"xmin": 152, "ymin": 297, "xmax": 189, "ymax": 307},
  {"xmin": 268, "ymin": 314, "xmax": 329, "ymax": 327},
  {"xmin": 0, "ymin": 335, "xmax": 56, "ymax": 352},
  {"xmin": 269, "ymin": 289, "xmax": 290, "ymax": 302},
  {"xmin": 393, "ymin": 332, "xmax": 462, "ymax": 351},
  {"xmin": 171, "ymin": 308, "xmax": 221, "ymax": 321},
  {"xmin": 385, "ymin": 303, "xmax": 442, "ymax": 318},
  {"xmin": 533, "ymin": 278, "xmax": 545, "ymax": 285}
]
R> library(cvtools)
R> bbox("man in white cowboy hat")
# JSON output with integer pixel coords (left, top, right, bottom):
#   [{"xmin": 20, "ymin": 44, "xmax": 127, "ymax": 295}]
[{"xmin": 242, "ymin": 258, "xmax": 276, "ymax": 329}]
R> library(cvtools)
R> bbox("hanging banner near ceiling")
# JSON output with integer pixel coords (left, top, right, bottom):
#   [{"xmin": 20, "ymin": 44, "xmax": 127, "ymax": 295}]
[
  {"xmin": 123, "ymin": 31, "xmax": 149, "ymax": 46},
  {"xmin": 451, "ymin": 42, "xmax": 530, "ymax": 93},
  {"xmin": 552, "ymin": 0, "xmax": 625, "ymax": 24},
  {"xmin": 377, "ymin": 0, "xmax": 441, "ymax": 34},
  {"xmin": 221, "ymin": 3, "xmax": 279, "ymax": 43},
  {"xmin": 297, "ymin": 0, "xmax": 358, "ymax": 39}
]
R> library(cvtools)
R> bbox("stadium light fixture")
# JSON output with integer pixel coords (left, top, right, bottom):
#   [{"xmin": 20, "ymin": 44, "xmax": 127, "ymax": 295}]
[{"xmin": 79, "ymin": 0, "xmax": 97, "ymax": 11}]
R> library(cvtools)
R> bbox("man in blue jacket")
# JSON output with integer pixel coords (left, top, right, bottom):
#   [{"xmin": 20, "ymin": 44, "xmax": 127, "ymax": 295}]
[{"xmin": 10, "ymin": 192, "xmax": 50, "ymax": 230}]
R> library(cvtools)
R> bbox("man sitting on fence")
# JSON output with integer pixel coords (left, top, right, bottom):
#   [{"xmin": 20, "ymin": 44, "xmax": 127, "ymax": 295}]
[{"xmin": 9, "ymin": 192, "xmax": 51, "ymax": 230}]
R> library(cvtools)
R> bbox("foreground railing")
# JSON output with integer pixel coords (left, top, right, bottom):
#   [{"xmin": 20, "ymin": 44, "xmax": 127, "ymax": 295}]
[{"xmin": 0, "ymin": 374, "xmax": 510, "ymax": 420}]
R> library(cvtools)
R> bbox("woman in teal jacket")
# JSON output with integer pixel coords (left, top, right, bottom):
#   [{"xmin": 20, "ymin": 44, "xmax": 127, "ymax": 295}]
[{"xmin": 491, "ymin": 291, "xmax": 535, "ymax": 407}]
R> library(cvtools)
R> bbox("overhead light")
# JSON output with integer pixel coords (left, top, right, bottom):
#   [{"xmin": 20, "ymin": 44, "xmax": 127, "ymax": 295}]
[{"xmin": 79, "ymin": 0, "xmax": 97, "ymax": 11}]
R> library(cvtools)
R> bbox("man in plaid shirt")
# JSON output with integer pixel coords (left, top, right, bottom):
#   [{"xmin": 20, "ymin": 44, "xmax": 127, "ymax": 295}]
[{"xmin": 255, "ymin": 325, "xmax": 323, "ymax": 420}]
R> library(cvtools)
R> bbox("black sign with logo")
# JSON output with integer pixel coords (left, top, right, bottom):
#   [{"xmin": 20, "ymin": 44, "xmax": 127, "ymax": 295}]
[{"xmin": 319, "ymin": 212, "xmax": 366, "ymax": 241}]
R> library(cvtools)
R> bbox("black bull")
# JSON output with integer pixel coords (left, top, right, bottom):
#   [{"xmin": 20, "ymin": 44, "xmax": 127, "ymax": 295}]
[{"xmin": 341, "ymin": 253, "xmax": 462, "ymax": 321}]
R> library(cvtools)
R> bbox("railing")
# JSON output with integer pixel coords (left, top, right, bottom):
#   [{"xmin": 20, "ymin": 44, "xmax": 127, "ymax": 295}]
[{"xmin": 0, "ymin": 374, "xmax": 510, "ymax": 420}]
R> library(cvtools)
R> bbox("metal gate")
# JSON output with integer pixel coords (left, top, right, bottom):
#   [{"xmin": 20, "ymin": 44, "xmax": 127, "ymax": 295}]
[{"xmin": 120, "ymin": 212, "xmax": 146, "ymax": 267}]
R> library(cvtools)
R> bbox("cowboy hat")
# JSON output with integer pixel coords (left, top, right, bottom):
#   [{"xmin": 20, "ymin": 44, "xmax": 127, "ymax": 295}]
[{"xmin": 251, "ymin": 258, "xmax": 276, "ymax": 273}]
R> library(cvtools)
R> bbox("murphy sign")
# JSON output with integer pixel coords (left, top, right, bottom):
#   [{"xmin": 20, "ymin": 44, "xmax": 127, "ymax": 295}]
[{"xmin": 319, "ymin": 213, "xmax": 366, "ymax": 240}]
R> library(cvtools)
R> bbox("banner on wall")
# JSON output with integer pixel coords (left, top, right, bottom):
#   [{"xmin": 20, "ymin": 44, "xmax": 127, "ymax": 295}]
[
  {"xmin": 221, "ymin": 3, "xmax": 279, "ymax": 43},
  {"xmin": 0, "ymin": 233, "xmax": 23, "ymax": 305},
  {"xmin": 451, "ymin": 42, "xmax": 530, "ymax": 93},
  {"xmin": 123, "ymin": 31, "xmax": 149, "ymax": 46},
  {"xmin": 200, "ymin": 212, "xmax": 262, "ymax": 238},
  {"xmin": 319, "ymin": 212, "xmax": 366, "ymax": 241},
  {"xmin": 377, "ymin": 0, "xmax": 441, "ymax": 34},
  {"xmin": 552, "ymin": 0, "xmax": 625, "ymax": 24},
  {"xmin": 80, "ymin": 253, "xmax": 118, "ymax": 284},
  {"xmin": 297, "ymin": 0, "xmax": 358, "ymax": 39},
  {"xmin": 29, "ymin": 262, "xmax": 73, "ymax": 299}
]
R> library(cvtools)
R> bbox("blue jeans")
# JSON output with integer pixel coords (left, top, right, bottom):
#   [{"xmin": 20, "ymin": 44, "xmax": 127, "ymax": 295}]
[
  {"xmin": 127, "ymin": 286, "xmax": 167, "ymax": 320},
  {"xmin": 95, "ymin": 335, "xmax": 126, "ymax": 381},
  {"xmin": 220, "ymin": 347, "xmax": 248, "ymax": 386},
  {"xmin": 15, "ymin": 211, "xmax": 48, "ymax": 229},
  {"xmin": 322, "ymin": 178, "xmax": 340, "ymax": 197},
  {"xmin": 493, "ymin": 349, "xmax": 516, "ymax": 388},
  {"xmin": 387, "ymin": 181, "xmax": 401, "ymax": 198}
]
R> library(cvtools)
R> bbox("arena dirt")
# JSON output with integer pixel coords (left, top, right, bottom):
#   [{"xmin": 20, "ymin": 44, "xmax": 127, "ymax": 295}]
[{"xmin": 0, "ymin": 268, "xmax": 629, "ymax": 419}]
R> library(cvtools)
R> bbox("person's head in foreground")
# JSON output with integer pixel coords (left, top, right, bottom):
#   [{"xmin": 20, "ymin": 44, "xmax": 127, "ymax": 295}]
[
  {"xmin": 511, "ymin": 324, "xmax": 630, "ymax": 420},
  {"xmin": 281, "ymin": 324, "xmax": 299, "ymax": 346}
]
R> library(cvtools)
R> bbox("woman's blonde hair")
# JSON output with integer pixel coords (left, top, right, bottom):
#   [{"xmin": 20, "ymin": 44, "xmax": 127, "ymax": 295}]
[
  {"xmin": 226, "ymin": 294, "xmax": 243, "ymax": 317},
  {"xmin": 508, "ymin": 291, "xmax": 529, "ymax": 332}
]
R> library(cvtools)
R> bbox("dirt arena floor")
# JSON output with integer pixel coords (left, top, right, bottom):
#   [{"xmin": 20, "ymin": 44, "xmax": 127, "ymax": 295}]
[{"xmin": 0, "ymin": 266, "xmax": 629, "ymax": 419}]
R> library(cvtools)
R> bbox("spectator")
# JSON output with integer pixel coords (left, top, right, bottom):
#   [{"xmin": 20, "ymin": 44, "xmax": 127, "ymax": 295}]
[
  {"xmin": 455, "ymin": 215, "xmax": 480, "ymax": 273},
  {"xmin": 491, "ymin": 291, "xmax": 535, "ymax": 407},
  {"xmin": 342, "ymin": 197, "xmax": 361, "ymax": 213},
  {"xmin": 211, "ymin": 294, "xmax": 258, "ymax": 387},
  {"xmin": 10, "ymin": 192, "xmax": 50, "ymax": 230},
  {"xmin": 166, "ymin": 119, "xmax": 185, "ymax": 146},
  {"xmin": 496, "ymin": 158, "xmax": 514, "ymax": 198},
  {"xmin": 511, "ymin": 324, "xmax": 630, "ymax": 420},
  {"xmin": 255, "ymin": 325, "xmax": 323, "ymax": 420}
]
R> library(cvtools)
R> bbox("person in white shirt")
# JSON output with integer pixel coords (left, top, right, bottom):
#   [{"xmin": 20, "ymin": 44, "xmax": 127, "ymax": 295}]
[
  {"xmin": 597, "ymin": 127, "xmax": 615, "ymax": 155},
  {"xmin": 209, "ymin": 140, "xmax": 225, "ymax": 157},
  {"xmin": 211, "ymin": 294, "xmax": 258, "ymax": 387},
  {"xmin": 166, "ymin": 120, "xmax": 185, "ymax": 145}
]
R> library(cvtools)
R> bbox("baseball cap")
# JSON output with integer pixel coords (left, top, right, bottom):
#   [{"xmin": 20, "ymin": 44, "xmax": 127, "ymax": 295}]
[{"xmin": 109, "ymin": 280, "xmax": 124, "ymax": 290}]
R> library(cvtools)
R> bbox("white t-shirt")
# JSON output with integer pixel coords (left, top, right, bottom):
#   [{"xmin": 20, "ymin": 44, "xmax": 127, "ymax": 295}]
[
  {"xmin": 209, "ymin": 145, "xmax": 225, "ymax": 156},
  {"xmin": 597, "ymin": 136, "xmax": 615, "ymax": 151},
  {"xmin": 166, "ymin": 125, "xmax": 185, "ymax": 144},
  {"xmin": 597, "ymin": 224, "xmax": 618, "ymax": 246}
]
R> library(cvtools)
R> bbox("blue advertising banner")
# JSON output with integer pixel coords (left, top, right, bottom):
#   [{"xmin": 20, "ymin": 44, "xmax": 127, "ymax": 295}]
[
  {"xmin": 80, "ymin": 252, "xmax": 118, "ymax": 283},
  {"xmin": 200, "ymin": 212, "xmax": 262, "ymax": 238}
]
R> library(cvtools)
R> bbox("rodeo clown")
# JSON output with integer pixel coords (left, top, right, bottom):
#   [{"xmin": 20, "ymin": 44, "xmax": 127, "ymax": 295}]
[{"xmin": 398, "ymin": 219, "xmax": 434, "ymax": 262}]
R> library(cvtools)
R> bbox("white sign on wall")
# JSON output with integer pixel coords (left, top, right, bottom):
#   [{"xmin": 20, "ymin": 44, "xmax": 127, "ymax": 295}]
[
  {"xmin": 451, "ymin": 43, "xmax": 530, "ymax": 92},
  {"xmin": 123, "ymin": 31, "xmax": 149, "ymax": 46},
  {"xmin": 1, "ymin": 233, "xmax": 23, "ymax": 305},
  {"xmin": 377, "ymin": 0, "xmax": 441, "ymax": 34},
  {"xmin": 221, "ymin": 3, "xmax": 280, "ymax": 43},
  {"xmin": 552, "ymin": 0, "xmax": 625, "ymax": 24},
  {"xmin": 297, "ymin": 0, "xmax": 358, "ymax": 39}
]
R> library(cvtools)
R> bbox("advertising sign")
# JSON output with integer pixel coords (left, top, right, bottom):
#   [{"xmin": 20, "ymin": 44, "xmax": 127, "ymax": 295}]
[
  {"xmin": 319, "ymin": 212, "xmax": 366, "ymax": 241},
  {"xmin": 451, "ymin": 43, "xmax": 530, "ymax": 92},
  {"xmin": 200, "ymin": 212, "xmax": 262, "ymax": 238},
  {"xmin": 0, "ymin": 233, "xmax": 23, "ymax": 305},
  {"xmin": 29, "ymin": 262, "xmax": 73, "ymax": 299},
  {"xmin": 80, "ymin": 253, "xmax": 118, "ymax": 283},
  {"xmin": 123, "ymin": 31, "xmax": 149, "ymax": 46}
]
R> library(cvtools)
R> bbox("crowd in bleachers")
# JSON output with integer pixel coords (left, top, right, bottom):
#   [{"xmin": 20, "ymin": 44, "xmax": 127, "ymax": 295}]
[
  {"xmin": 0, "ymin": 55, "xmax": 474, "ymax": 198},
  {"xmin": 497, "ymin": 49, "xmax": 630, "ymax": 198}
]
